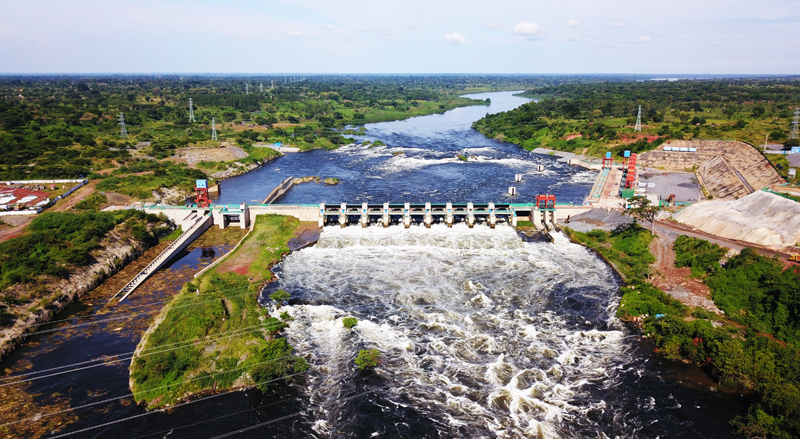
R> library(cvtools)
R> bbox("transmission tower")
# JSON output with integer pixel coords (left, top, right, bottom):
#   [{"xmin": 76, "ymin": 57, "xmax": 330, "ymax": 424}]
[
  {"xmin": 634, "ymin": 105, "xmax": 642, "ymax": 132},
  {"xmin": 211, "ymin": 117, "xmax": 218, "ymax": 141},
  {"xmin": 119, "ymin": 113, "xmax": 128, "ymax": 138},
  {"xmin": 792, "ymin": 108, "xmax": 799, "ymax": 139},
  {"xmin": 188, "ymin": 98, "xmax": 195, "ymax": 123},
  {"xmin": 245, "ymin": 84, "xmax": 249, "ymax": 95},
  {"xmin": 260, "ymin": 83, "xmax": 263, "ymax": 93}
]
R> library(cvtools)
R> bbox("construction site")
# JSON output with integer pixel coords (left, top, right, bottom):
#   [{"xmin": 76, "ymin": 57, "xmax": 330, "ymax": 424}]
[{"xmin": 578, "ymin": 139, "xmax": 800, "ymax": 252}]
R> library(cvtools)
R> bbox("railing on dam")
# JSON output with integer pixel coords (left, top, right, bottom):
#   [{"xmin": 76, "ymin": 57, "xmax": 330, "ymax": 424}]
[{"xmin": 114, "ymin": 213, "xmax": 213, "ymax": 302}]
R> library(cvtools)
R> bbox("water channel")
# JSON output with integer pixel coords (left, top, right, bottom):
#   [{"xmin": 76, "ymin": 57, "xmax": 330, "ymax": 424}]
[{"xmin": 1, "ymin": 91, "xmax": 743, "ymax": 438}]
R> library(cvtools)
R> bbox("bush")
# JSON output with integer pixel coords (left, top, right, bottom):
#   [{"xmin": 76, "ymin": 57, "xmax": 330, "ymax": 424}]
[
  {"xmin": 355, "ymin": 349, "xmax": 380, "ymax": 370},
  {"xmin": 673, "ymin": 235, "xmax": 727, "ymax": 277},
  {"xmin": 342, "ymin": 317, "xmax": 358, "ymax": 328},
  {"xmin": 269, "ymin": 289, "xmax": 290, "ymax": 309}
]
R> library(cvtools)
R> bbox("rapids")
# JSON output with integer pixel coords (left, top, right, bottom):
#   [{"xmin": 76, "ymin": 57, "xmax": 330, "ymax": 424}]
[{"xmin": 267, "ymin": 225, "xmax": 628, "ymax": 437}]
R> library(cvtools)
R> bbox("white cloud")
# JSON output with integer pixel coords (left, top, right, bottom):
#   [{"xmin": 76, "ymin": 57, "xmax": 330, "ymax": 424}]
[
  {"xmin": 286, "ymin": 30, "xmax": 303, "ymax": 37},
  {"xmin": 605, "ymin": 22, "xmax": 625, "ymax": 28},
  {"xmin": 636, "ymin": 35, "xmax": 653, "ymax": 43},
  {"xmin": 322, "ymin": 24, "xmax": 335, "ymax": 30},
  {"xmin": 513, "ymin": 21, "xmax": 544, "ymax": 35},
  {"xmin": 566, "ymin": 19, "xmax": 580, "ymax": 28},
  {"xmin": 444, "ymin": 32, "xmax": 467, "ymax": 44},
  {"xmin": 480, "ymin": 21, "xmax": 501, "ymax": 31}
]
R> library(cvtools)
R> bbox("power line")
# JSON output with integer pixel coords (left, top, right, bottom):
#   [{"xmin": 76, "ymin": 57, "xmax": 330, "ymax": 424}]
[
  {"xmin": 50, "ymin": 373, "xmax": 380, "ymax": 439},
  {"xmin": 2, "ymin": 343, "xmax": 305, "ymax": 428},
  {"xmin": 0, "ymin": 322, "xmax": 276, "ymax": 388},
  {"xmin": 125, "ymin": 372, "xmax": 380, "ymax": 439},
  {"xmin": 13, "ymin": 285, "xmax": 257, "ymax": 339},
  {"xmin": 209, "ymin": 390, "xmax": 376, "ymax": 439},
  {"xmin": 4, "ymin": 297, "xmax": 390, "ymax": 385},
  {"xmin": 30, "ymin": 369, "xmax": 313, "ymax": 438}
]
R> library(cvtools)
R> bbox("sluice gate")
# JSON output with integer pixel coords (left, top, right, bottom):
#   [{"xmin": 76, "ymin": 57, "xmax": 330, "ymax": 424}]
[{"xmin": 319, "ymin": 201, "xmax": 559, "ymax": 229}]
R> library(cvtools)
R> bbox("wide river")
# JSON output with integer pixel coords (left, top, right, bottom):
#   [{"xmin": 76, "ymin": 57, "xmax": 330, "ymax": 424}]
[{"xmin": 2, "ymin": 92, "xmax": 742, "ymax": 438}]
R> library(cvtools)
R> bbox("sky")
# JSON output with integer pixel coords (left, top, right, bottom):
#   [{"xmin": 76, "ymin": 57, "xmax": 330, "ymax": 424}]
[{"xmin": 1, "ymin": 0, "xmax": 799, "ymax": 74}]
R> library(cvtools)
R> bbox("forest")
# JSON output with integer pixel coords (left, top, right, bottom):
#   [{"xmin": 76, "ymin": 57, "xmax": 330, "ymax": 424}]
[{"xmin": 473, "ymin": 78, "xmax": 800, "ymax": 166}]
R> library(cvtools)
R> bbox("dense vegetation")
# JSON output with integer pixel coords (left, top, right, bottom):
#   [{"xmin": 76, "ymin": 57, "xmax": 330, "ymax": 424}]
[
  {"xmin": 0, "ymin": 210, "xmax": 168, "ymax": 327},
  {"xmin": 473, "ymin": 78, "xmax": 800, "ymax": 182},
  {"xmin": 673, "ymin": 235, "xmax": 728, "ymax": 277},
  {"xmin": 130, "ymin": 214, "xmax": 309, "ymax": 407},
  {"xmin": 568, "ymin": 225, "xmax": 800, "ymax": 438},
  {"xmin": 0, "ymin": 211, "xmax": 165, "ymax": 289}
]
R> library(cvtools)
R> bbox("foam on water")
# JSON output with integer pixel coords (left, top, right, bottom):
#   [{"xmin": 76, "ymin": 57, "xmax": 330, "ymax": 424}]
[{"xmin": 271, "ymin": 223, "xmax": 630, "ymax": 438}]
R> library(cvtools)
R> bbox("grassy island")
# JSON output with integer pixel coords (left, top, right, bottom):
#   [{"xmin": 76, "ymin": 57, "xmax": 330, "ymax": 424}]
[
  {"xmin": 129, "ymin": 215, "xmax": 312, "ymax": 408},
  {"xmin": 567, "ymin": 224, "xmax": 800, "ymax": 438}
]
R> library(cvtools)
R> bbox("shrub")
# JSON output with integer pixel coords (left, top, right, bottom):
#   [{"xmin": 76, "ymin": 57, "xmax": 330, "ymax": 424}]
[
  {"xmin": 342, "ymin": 317, "xmax": 358, "ymax": 328},
  {"xmin": 355, "ymin": 349, "xmax": 380, "ymax": 370},
  {"xmin": 269, "ymin": 289, "xmax": 290, "ymax": 309}
]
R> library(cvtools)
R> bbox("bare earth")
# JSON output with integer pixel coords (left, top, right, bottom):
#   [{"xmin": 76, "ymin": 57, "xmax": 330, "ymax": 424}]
[
  {"xmin": 649, "ymin": 228, "xmax": 722, "ymax": 314},
  {"xmin": 176, "ymin": 146, "xmax": 249, "ymax": 165}
]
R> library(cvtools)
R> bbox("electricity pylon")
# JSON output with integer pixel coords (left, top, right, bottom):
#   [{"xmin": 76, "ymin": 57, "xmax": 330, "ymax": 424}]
[
  {"xmin": 212, "ymin": 117, "xmax": 218, "ymax": 141},
  {"xmin": 792, "ymin": 108, "xmax": 799, "ymax": 140},
  {"xmin": 634, "ymin": 105, "xmax": 642, "ymax": 132},
  {"xmin": 188, "ymin": 98, "xmax": 195, "ymax": 123},
  {"xmin": 119, "ymin": 113, "xmax": 128, "ymax": 137}
]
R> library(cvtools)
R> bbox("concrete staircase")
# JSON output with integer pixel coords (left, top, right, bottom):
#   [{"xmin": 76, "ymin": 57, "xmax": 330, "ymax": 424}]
[{"xmin": 114, "ymin": 213, "xmax": 213, "ymax": 302}]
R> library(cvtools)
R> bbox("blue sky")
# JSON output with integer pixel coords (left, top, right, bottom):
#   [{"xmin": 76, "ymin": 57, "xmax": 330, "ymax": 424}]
[{"xmin": 1, "ymin": 0, "xmax": 799, "ymax": 74}]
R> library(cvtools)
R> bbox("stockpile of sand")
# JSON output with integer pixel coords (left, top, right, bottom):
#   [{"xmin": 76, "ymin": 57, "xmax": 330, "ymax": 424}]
[{"xmin": 672, "ymin": 191, "xmax": 800, "ymax": 249}]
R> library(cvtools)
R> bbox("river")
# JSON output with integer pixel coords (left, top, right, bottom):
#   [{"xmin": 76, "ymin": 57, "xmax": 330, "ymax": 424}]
[{"xmin": 0, "ymin": 91, "xmax": 743, "ymax": 438}]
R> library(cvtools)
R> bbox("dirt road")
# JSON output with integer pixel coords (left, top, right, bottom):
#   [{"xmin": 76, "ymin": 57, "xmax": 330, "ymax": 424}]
[{"xmin": 0, "ymin": 181, "xmax": 98, "ymax": 243}]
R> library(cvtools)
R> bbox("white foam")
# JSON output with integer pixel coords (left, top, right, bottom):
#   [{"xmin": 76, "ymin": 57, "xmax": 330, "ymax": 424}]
[{"xmin": 277, "ymin": 223, "xmax": 626, "ymax": 437}]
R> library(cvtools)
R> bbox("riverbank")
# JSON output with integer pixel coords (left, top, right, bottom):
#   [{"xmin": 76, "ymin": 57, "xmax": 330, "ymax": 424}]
[
  {"xmin": 129, "ymin": 215, "xmax": 314, "ymax": 408},
  {"xmin": 566, "ymin": 222, "xmax": 800, "ymax": 438},
  {"xmin": 0, "ymin": 211, "xmax": 173, "ymax": 361}
]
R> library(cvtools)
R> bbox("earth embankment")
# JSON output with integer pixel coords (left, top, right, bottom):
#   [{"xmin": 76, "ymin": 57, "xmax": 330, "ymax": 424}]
[{"xmin": 672, "ymin": 191, "xmax": 800, "ymax": 250}]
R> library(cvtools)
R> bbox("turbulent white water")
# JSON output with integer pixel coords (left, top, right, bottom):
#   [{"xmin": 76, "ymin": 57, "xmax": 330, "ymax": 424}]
[{"xmin": 271, "ymin": 224, "xmax": 630, "ymax": 438}]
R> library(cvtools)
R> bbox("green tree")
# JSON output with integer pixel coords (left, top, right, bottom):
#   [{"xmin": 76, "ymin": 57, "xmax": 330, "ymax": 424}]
[
  {"xmin": 624, "ymin": 196, "xmax": 661, "ymax": 235},
  {"xmin": 269, "ymin": 289, "xmax": 291, "ymax": 309}
]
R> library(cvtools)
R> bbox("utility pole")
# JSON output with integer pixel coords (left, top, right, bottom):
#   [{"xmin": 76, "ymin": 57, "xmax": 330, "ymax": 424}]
[
  {"xmin": 119, "ymin": 113, "xmax": 128, "ymax": 138},
  {"xmin": 792, "ymin": 108, "xmax": 799, "ymax": 139},
  {"xmin": 188, "ymin": 98, "xmax": 195, "ymax": 123},
  {"xmin": 634, "ymin": 105, "xmax": 642, "ymax": 132},
  {"xmin": 211, "ymin": 117, "xmax": 218, "ymax": 141}
]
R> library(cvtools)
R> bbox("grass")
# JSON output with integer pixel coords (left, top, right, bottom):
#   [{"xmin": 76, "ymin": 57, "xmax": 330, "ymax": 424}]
[
  {"xmin": 565, "ymin": 223, "xmax": 655, "ymax": 280},
  {"xmin": 214, "ymin": 214, "xmax": 308, "ymax": 281},
  {"xmin": 130, "ymin": 214, "xmax": 311, "ymax": 407}
]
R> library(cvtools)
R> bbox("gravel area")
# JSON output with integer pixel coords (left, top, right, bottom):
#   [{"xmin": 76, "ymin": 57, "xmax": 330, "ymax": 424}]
[{"xmin": 560, "ymin": 208, "xmax": 635, "ymax": 232}]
